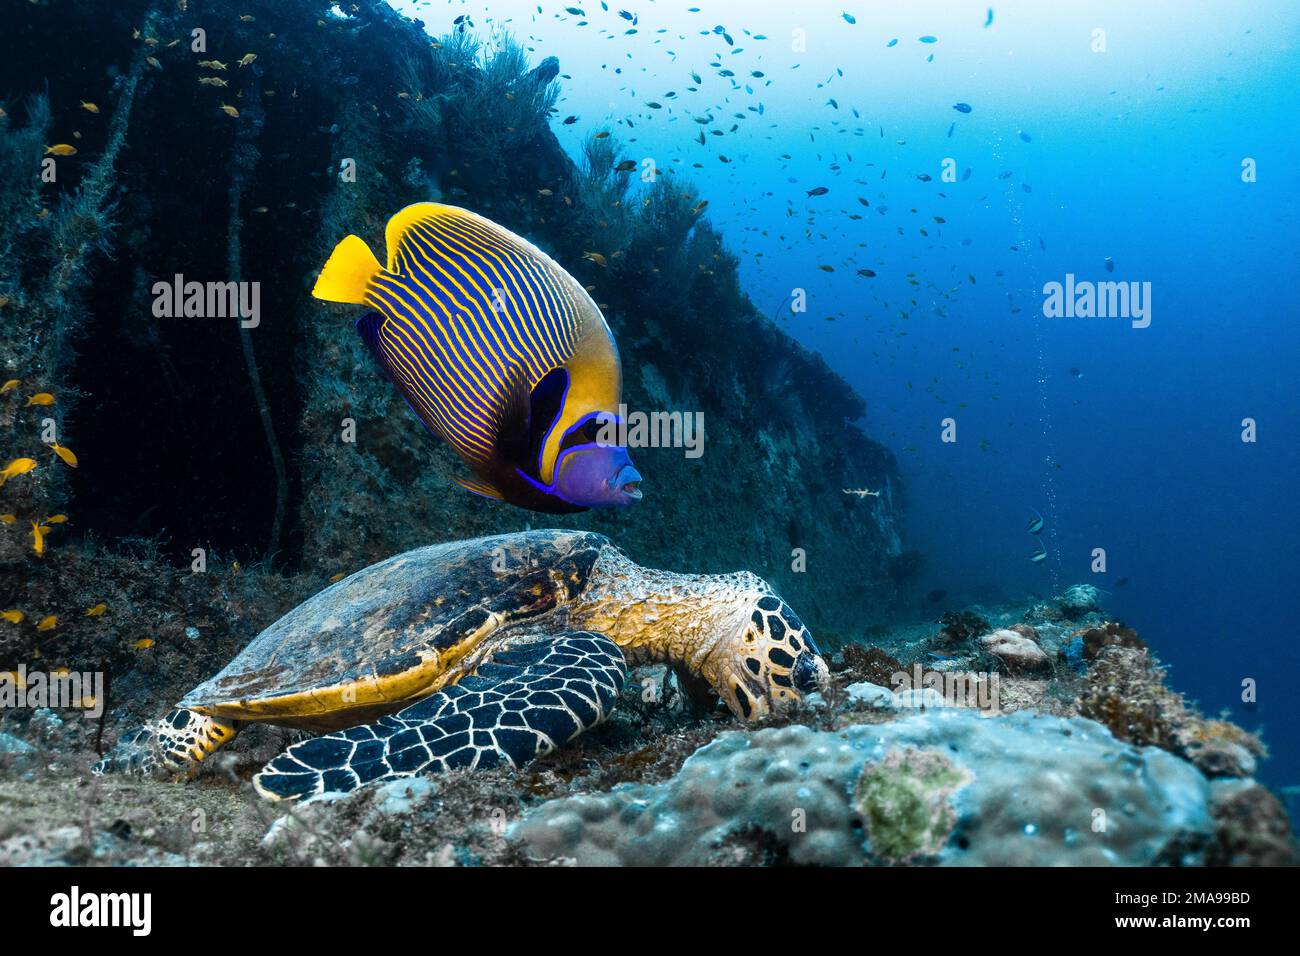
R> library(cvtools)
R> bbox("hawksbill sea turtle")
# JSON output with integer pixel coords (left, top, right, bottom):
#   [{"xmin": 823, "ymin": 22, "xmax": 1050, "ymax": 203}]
[{"xmin": 94, "ymin": 530, "xmax": 829, "ymax": 801}]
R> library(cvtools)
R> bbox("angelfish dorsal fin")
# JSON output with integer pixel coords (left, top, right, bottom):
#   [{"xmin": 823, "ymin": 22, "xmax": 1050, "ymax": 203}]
[{"xmin": 384, "ymin": 203, "xmax": 445, "ymax": 272}]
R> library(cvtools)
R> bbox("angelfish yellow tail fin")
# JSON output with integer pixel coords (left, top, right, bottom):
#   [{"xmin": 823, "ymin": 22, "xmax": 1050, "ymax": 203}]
[{"xmin": 312, "ymin": 234, "xmax": 382, "ymax": 304}]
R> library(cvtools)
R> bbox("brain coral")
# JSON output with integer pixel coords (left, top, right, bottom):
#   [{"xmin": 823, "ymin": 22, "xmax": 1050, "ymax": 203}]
[{"xmin": 511, "ymin": 710, "xmax": 1213, "ymax": 866}]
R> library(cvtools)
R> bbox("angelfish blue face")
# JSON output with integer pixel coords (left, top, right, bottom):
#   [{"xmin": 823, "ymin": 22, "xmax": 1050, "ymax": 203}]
[
  {"xmin": 516, "ymin": 410, "xmax": 643, "ymax": 509},
  {"xmin": 553, "ymin": 442, "xmax": 643, "ymax": 507}
]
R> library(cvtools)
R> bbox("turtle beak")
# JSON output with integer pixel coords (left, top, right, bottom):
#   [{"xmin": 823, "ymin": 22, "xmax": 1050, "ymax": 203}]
[{"xmin": 791, "ymin": 651, "xmax": 830, "ymax": 696}]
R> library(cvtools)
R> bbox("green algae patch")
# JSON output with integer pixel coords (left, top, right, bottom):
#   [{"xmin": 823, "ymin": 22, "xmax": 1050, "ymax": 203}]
[{"xmin": 854, "ymin": 747, "xmax": 972, "ymax": 864}]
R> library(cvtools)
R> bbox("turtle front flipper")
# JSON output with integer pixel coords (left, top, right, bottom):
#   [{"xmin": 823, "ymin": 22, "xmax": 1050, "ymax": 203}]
[
  {"xmin": 93, "ymin": 708, "xmax": 239, "ymax": 778},
  {"xmin": 253, "ymin": 632, "xmax": 627, "ymax": 801}
]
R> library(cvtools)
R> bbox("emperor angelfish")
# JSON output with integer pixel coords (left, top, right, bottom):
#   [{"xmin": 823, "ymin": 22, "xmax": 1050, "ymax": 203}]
[{"xmin": 312, "ymin": 203, "xmax": 642, "ymax": 514}]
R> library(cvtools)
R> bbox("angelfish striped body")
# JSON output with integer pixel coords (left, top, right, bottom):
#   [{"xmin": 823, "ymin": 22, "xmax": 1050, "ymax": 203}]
[{"xmin": 312, "ymin": 203, "xmax": 642, "ymax": 513}]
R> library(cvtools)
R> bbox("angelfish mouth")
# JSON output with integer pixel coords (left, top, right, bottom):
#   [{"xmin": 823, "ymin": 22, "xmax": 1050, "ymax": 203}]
[{"xmin": 611, "ymin": 463, "xmax": 643, "ymax": 500}]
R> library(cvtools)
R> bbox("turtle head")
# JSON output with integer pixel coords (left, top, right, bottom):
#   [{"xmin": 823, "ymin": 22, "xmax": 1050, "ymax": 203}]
[
  {"xmin": 568, "ymin": 553, "xmax": 826, "ymax": 720},
  {"xmin": 712, "ymin": 590, "xmax": 829, "ymax": 720}
]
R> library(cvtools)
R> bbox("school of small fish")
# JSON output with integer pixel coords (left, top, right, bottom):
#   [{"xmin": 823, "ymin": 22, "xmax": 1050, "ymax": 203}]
[{"xmin": 440, "ymin": 3, "xmax": 1089, "ymax": 488}]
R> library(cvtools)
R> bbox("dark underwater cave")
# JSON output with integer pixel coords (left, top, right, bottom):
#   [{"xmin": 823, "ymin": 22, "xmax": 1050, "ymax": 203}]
[
  {"xmin": 60, "ymin": 60, "xmax": 316, "ymax": 568},
  {"xmin": 0, "ymin": 1, "xmax": 384, "ymax": 568}
]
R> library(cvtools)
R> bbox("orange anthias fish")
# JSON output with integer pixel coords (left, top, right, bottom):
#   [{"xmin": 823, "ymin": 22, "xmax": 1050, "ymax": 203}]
[
  {"xmin": 48, "ymin": 443, "xmax": 78, "ymax": 467},
  {"xmin": 0, "ymin": 458, "xmax": 37, "ymax": 487},
  {"xmin": 31, "ymin": 521, "xmax": 49, "ymax": 557},
  {"xmin": 25, "ymin": 392, "xmax": 55, "ymax": 406}
]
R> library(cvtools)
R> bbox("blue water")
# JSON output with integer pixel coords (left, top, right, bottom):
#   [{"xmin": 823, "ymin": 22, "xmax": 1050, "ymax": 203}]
[{"xmin": 395, "ymin": 0, "xmax": 1300, "ymax": 786}]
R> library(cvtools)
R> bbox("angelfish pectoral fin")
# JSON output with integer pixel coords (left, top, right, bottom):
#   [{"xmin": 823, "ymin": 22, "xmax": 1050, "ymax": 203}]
[
  {"xmin": 454, "ymin": 475, "xmax": 505, "ymax": 500},
  {"xmin": 488, "ymin": 361, "xmax": 540, "ymax": 469}
]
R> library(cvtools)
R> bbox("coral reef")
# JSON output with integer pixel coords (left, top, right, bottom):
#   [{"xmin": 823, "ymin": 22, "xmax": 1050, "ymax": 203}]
[
  {"xmin": 510, "ymin": 712, "xmax": 1215, "ymax": 866},
  {"xmin": 834, "ymin": 643, "xmax": 905, "ymax": 687},
  {"xmin": 1205, "ymin": 780, "xmax": 1298, "ymax": 866},
  {"xmin": 1056, "ymin": 583, "xmax": 1102, "ymax": 619},
  {"xmin": 1076, "ymin": 620, "xmax": 1146, "ymax": 660},
  {"xmin": 979, "ymin": 627, "xmax": 1050, "ymax": 674},
  {"xmin": 938, "ymin": 609, "xmax": 989, "ymax": 644},
  {"xmin": 1078, "ymin": 645, "xmax": 1266, "ymax": 778},
  {"xmin": 0, "ymin": 1, "xmax": 1291, "ymax": 870},
  {"xmin": 0, "ymin": 592, "xmax": 1290, "ymax": 867}
]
